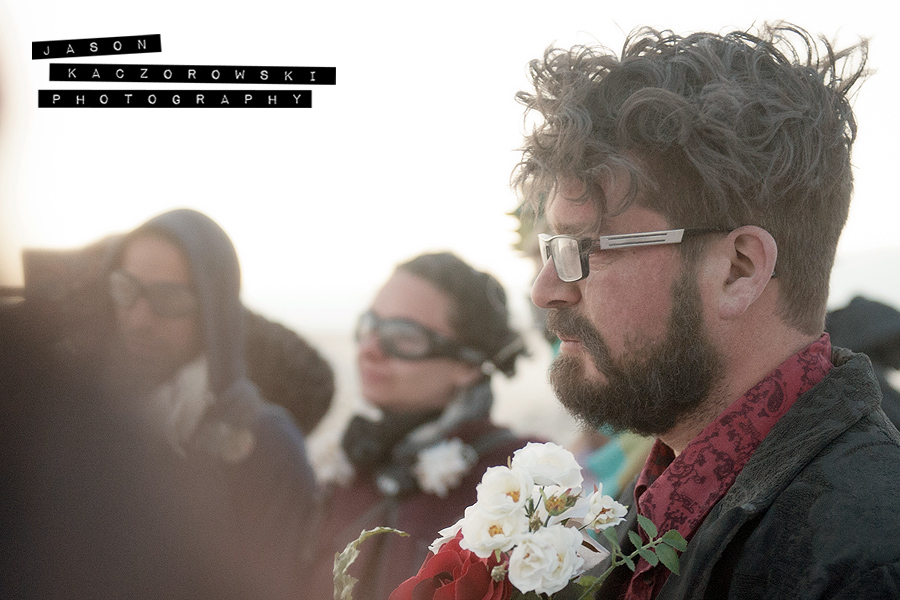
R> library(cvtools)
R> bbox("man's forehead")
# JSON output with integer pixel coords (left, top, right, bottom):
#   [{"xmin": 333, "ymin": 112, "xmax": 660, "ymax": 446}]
[
  {"xmin": 545, "ymin": 168, "xmax": 638, "ymax": 235},
  {"xmin": 545, "ymin": 191, "xmax": 672, "ymax": 239},
  {"xmin": 545, "ymin": 195, "xmax": 602, "ymax": 236}
]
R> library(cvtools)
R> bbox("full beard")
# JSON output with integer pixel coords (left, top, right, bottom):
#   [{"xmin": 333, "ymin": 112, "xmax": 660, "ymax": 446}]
[{"xmin": 547, "ymin": 271, "xmax": 724, "ymax": 437}]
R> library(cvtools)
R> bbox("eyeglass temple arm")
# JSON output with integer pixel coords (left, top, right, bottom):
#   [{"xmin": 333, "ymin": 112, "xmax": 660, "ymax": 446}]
[{"xmin": 596, "ymin": 227, "xmax": 730, "ymax": 250}]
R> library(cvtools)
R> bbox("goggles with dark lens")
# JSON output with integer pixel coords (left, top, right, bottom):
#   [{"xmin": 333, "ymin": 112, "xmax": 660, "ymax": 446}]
[
  {"xmin": 108, "ymin": 269, "xmax": 199, "ymax": 318},
  {"xmin": 355, "ymin": 310, "xmax": 486, "ymax": 363},
  {"xmin": 538, "ymin": 228, "xmax": 728, "ymax": 283}
]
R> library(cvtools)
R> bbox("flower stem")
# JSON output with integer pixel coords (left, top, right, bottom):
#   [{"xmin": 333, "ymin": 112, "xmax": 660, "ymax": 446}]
[{"xmin": 576, "ymin": 535, "xmax": 672, "ymax": 599}]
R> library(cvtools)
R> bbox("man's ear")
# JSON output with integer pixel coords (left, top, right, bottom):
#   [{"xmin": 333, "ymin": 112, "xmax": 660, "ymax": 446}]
[{"xmin": 716, "ymin": 226, "xmax": 778, "ymax": 320}]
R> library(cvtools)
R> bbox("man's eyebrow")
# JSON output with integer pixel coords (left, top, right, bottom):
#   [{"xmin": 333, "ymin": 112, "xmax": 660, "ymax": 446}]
[{"xmin": 546, "ymin": 222, "xmax": 599, "ymax": 236}]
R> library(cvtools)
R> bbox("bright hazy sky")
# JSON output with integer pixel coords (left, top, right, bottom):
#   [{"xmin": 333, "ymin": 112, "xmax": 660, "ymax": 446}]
[{"xmin": 1, "ymin": 0, "xmax": 898, "ymax": 336}]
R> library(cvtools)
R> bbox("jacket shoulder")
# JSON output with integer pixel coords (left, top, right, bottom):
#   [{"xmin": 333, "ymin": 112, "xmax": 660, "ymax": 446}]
[{"xmin": 723, "ymin": 410, "xmax": 900, "ymax": 599}]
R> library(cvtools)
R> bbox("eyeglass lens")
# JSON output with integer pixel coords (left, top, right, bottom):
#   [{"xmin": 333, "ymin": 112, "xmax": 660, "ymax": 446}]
[
  {"xmin": 540, "ymin": 235, "xmax": 585, "ymax": 282},
  {"xmin": 109, "ymin": 270, "xmax": 198, "ymax": 318}
]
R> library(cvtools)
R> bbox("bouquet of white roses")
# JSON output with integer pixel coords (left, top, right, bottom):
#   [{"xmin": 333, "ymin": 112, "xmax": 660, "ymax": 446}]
[{"xmin": 335, "ymin": 442, "xmax": 686, "ymax": 600}]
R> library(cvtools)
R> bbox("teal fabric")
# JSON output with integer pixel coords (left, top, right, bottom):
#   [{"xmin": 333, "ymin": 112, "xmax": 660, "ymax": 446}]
[{"xmin": 585, "ymin": 438, "xmax": 626, "ymax": 499}]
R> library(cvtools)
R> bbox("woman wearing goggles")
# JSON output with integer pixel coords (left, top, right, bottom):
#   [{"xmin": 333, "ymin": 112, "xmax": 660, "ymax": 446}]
[{"xmin": 307, "ymin": 252, "xmax": 537, "ymax": 600}]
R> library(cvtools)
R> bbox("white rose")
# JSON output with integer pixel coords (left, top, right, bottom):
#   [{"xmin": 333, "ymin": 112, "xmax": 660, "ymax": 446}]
[
  {"xmin": 507, "ymin": 525, "xmax": 585, "ymax": 595},
  {"xmin": 428, "ymin": 518, "xmax": 463, "ymax": 555},
  {"xmin": 511, "ymin": 442, "xmax": 583, "ymax": 492},
  {"xmin": 584, "ymin": 487, "xmax": 628, "ymax": 531},
  {"xmin": 413, "ymin": 438, "xmax": 477, "ymax": 497},
  {"xmin": 459, "ymin": 503, "xmax": 529, "ymax": 558},
  {"xmin": 475, "ymin": 465, "xmax": 534, "ymax": 516}
]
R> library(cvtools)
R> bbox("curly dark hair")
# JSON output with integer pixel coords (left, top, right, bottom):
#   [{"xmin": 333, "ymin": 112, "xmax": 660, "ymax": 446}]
[
  {"xmin": 244, "ymin": 310, "xmax": 335, "ymax": 434},
  {"xmin": 513, "ymin": 23, "xmax": 869, "ymax": 334},
  {"xmin": 395, "ymin": 252, "xmax": 528, "ymax": 378}
]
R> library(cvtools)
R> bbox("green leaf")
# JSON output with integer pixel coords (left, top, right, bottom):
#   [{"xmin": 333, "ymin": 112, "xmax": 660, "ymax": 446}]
[
  {"xmin": 333, "ymin": 527, "xmax": 408, "ymax": 600},
  {"xmin": 575, "ymin": 569, "xmax": 618, "ymax": 600},
  {"xmin": 636, "ymin": 514, "xmax": 658, "ymax": 539},
  {"xmin": 623, "ymin": 554, "xmax": 636, "ymax": 571},
  {"xmin": 655, "ymin": 543, "xmax": 680, "ymax": 576},
  {"xmin": 637, "ymin": 547, "xmax": 659, "ymax": 567},
  {"xmin": 627, "ymin": 530, "xmax": 643, "ymax": 549},
  {"xmin": 660, "ymin": 529, "xmax": 688, "ymax": 552}
]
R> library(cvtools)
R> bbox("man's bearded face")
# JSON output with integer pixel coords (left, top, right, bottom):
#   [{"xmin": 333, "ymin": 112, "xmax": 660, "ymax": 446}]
[{"xmin": 547, "ymin": 269, "xmax": 724, "ymax": 436}]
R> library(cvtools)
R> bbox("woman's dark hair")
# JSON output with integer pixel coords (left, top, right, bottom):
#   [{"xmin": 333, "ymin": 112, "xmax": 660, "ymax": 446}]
[{"xmin": 396, "ymin": 252, "xmax": 527, "ymax": 378}]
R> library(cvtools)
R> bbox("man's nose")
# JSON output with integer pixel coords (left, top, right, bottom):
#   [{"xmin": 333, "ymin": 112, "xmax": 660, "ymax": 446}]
[{"xmin": 531, "ymin": 258, "xmax": 582, "ymax": 309}]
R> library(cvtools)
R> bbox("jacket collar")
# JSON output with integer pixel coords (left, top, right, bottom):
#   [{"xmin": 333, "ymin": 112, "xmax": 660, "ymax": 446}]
[{"xmin": 716, "ymin": 347, "xmax": 881, "ymax": 515}]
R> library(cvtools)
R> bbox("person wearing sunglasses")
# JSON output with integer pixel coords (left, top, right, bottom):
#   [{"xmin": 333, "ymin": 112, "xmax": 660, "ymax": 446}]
[
  {"xmin": 306, "ymin": 251, "xmax": 534, "ymax": 600},
  {"xmin": 514, "ymin": 24, "xmax": 900, "ymax": 600},
  {"xmin": 99, "ymin": 208, "xmax": 315, "ymax": 599}
]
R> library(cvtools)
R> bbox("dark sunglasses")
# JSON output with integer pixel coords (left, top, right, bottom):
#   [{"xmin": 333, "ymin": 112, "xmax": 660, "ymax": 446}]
[
  {"xmin": 108, "ymin": 269, "xmax": 199, "ymax": 318},
  {"xmin": 355, "ymin": 310, "xmax": 485, "ymax": 363}
]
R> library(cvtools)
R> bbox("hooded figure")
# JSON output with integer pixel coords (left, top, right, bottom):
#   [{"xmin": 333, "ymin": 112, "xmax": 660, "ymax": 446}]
[{"xmin": 102, "ymin": 209, "xmax": 315, "ymax": 598}]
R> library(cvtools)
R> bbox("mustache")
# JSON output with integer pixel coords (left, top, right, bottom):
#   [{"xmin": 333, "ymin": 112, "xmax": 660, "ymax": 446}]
[
  {"xmin": 546, "ymin": 308, "xmax": 611, "ymax": 368},
  {"xmin": 547, "ymin": 308, "xmax": 597, "ymax": 343}
]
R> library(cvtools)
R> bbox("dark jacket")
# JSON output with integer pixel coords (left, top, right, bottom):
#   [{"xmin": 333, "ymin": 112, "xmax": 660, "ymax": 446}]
[
  {"xmin": 2, "ymin": 293, "xmax": 297, "ymax": 600},
  {"xmin": 593, "ymin": 348, "xmax": 900, "ymax": 599}
]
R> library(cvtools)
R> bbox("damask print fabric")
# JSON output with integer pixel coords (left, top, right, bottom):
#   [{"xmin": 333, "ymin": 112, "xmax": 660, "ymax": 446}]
[{"xmin": 623, "ymin": 334, "xmax": 834, "ymax": 600}]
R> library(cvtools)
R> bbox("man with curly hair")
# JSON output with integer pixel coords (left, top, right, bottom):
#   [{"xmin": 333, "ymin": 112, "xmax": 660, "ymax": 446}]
[{"xmin": 518, "ymin": 24, "xmax": 900, "ymax": 598}]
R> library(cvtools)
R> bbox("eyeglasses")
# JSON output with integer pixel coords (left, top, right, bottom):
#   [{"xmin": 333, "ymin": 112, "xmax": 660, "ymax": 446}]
[
  {"xmin": 108, "ymin": 269, "xmax": 199, "ymax": 318},
  {"xmin": 538, "ymin": 228, "xmax": 728, "ymax": 282},
  {"xmin": 355, "ymin": 310, "xmax": 486, "ymax": 363}
]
